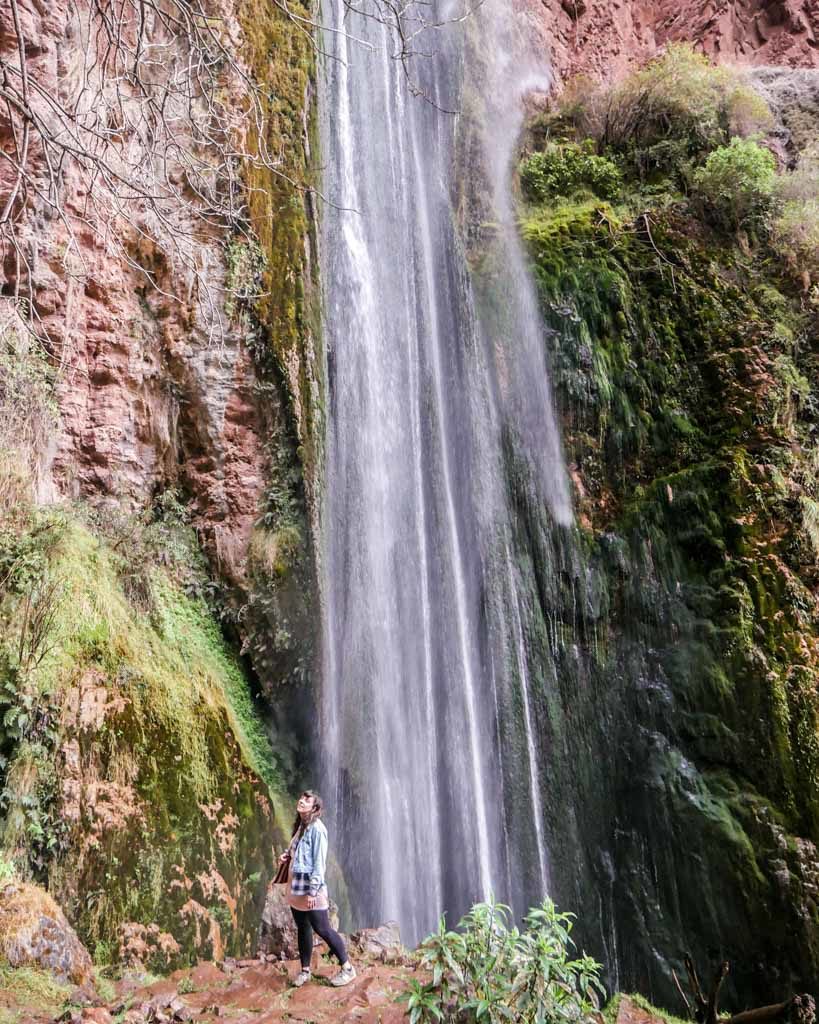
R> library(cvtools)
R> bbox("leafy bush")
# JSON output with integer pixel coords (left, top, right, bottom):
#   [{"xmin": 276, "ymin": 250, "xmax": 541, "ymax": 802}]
[
  {"xmin": 84, "ymin": 488, "xmax": 214, "ymax": 612},
  {"xmin": 521, "ymin": 143, "xmax": 622, "ymax": 203},
  {"xmin": 560, "ymin": 45, "xmax": 771, "ymax": 174},
  {"xmin": 771, "ymin": 150, "xmax": 819, "ymax": 284},
  {"xmin": 691, "ymin": 138, "xmax": 778, "ymax": 232},
  {"xmin": 399, "ymin": 899, "xmax": 604, "ymax": 1024},
  {"xmin": 224, "ymin": 238, "xmax": 266, "ymax": 324},
  {"xmin": 0, "ymin": 312, "xmax": 57, "ymax": 459},
  {"xmin": 772, "ymin": 199, "xmax": 819, "ymax": 283},
  {"xmin": 0, "ymin": 311, "xmax": 58, "ymax": 530},
  {"xmin": 0, "ymin": 511, "xmax": 65, "ymax": 599}
]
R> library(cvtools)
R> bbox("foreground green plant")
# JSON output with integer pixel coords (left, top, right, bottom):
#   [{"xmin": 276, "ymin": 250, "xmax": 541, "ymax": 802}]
[
  {"xmin": 0, "ymin": 964, "xmax": 71, "ymax": 1017},
  {"xmin": 400, "ymin": 898, "xmax": 604, "ymax": 1024}
]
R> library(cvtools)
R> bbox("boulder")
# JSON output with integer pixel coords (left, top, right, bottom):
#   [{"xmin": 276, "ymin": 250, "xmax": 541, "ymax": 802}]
[
  {"xmin": 256, "ymin": 883, "xmax": 342, "ymax": 960},
  {"xmin": 0, "ymin": 880, "xmax": 94, "ymax": 986},
  {"xmin": 256, "ymin": 883, "xmax": 298, "ymax": 959}
]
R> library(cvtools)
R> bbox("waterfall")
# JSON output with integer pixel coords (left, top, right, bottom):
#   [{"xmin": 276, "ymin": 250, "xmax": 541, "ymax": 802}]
[{"xmin": 318, "ymin": 0, "xmax": 570, "ymax": 944}]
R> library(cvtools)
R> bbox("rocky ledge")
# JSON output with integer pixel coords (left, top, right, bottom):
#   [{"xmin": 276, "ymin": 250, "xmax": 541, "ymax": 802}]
[{"xmin": 15, "ymin": 952, "xmax": 418, "ymax": 1024}]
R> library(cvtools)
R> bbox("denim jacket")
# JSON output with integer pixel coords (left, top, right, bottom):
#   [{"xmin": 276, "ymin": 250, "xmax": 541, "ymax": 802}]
[{"xmin": 291, "ymin": 819, "xmax": 328, "ymax": 898}]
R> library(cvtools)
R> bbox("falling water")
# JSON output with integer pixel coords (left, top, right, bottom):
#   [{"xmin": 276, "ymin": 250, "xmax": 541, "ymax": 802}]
[
  {"xmin": 318, "ymin": 0, "xmax": 570, "ymax": 944},
  {"xmin": 507, "ymin": 556, "xmax": 550, "ymax": 894}
]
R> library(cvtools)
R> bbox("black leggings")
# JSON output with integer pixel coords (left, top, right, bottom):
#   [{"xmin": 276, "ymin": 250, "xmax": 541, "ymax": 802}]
[{"xmin": 291, "ymin": 907, "xmax": 347, "ymax": 969}]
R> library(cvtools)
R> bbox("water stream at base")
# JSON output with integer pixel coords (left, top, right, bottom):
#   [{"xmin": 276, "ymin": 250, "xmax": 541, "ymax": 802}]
[{"xmin": 318, "ymin": 0, "xmax": 570, "ymax": 945}]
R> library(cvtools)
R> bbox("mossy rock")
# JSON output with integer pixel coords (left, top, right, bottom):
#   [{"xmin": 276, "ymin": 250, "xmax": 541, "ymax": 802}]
[
  {"xmin": 512, "ymin": 121, "xmax": 819, "ymax": 1004},
  {"xmin": 0, "ymin": 520, "xmax": 289, "ymax": 968},
  {"xmin": 0, "ymin": 880, "xmax": 93, "ymax": 986}
]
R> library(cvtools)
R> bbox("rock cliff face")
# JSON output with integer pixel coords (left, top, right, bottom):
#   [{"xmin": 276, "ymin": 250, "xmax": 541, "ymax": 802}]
[
  {"xmin": 4, "ymin": 0, "xmax": 814, "ymax": 588},
  {"xmin": 0, "ymin": 0, "xmax": 319, "ymax": 594},
  {"xmin": 512, "ymin": 45, "xmax": 819, "ymax": 1006},
  {"xmin": 0, "ymin": 0, "xmax": 265, "ymax": 583},
  {"xmin": 1, "ymin": 0, "xmax": 815, "ymax": 570},
  {"xmin": 538, "ymin": 0, "xmax": 819, "ymax": 87},
  {"xmin": 0, "ymin": 0, "xmax": 316, "ymax": 967},
  {"xmin": 3, "ymin": 0, "xmax": 815, "ymax": 582}
]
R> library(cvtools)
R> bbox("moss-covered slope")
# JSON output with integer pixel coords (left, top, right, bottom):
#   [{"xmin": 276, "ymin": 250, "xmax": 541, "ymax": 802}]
[
  {"xmin": 0, "ymin": 511, "xmax": 289, "ymax": 968},
  {"xmin": 512, "ymin": 49, "xmax": 819, "ymax": 1007}
]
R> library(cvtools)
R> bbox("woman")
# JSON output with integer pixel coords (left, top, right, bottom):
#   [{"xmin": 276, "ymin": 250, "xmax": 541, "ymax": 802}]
[{"xmin": 279, "ymin": 791, "xmax": 356, "ymax": 988}]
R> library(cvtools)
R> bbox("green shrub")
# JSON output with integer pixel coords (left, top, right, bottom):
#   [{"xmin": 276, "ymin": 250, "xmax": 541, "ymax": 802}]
[
  {"xmin": 0, "ymin": 313, "xmax": 57, "ymax": 460},
  {"xmin": 83, "ymin": 488, "xmax": 213, "ymax": 612},
  {"xmin": 399, "ymin": 898, "xmax": 604, "ymax": 1024},
  {"xmin": 771, "ymin": 199, "xmax": 819, "ymax": 283},
  {"xmin": 769, "ymin": 147, "xmax": 819, "ymax": 284},
  {"xmin": 777, "ymin": 143, "xmax": 819, "ymax": 203},
  {"xmin": 0, "ymin": 313, "xmax": 59, "ymax": 531},
  {"xmin": 521, "ymin": 142, "xmax": 622, "ymax": 203},
  {"xmin": 560, "ymin": 45, "xmax": 771, "ymax": 174},
  {"xmin": 224, "ymin": 238, "xmax": 266, "ymax": 324},
  {"xmin": 691, "ymin": 138, "xmax": 777, "ymax": 232}
]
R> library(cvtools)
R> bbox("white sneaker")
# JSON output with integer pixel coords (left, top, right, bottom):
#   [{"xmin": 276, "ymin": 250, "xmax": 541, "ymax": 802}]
[
  {"xmin": 330, "ymin": 962, "xmax": 356, "ymax": 987},
  {"xmin": 293, "ymin": 969, "xmax": 311, "ymax": 988}
]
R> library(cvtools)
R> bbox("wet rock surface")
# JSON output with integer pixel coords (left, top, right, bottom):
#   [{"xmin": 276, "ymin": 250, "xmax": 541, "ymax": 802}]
[
  {"xmin": 256, "ymin": 886, "xmax": 344, "ymax": 962},
  {"xmin": 256, "ymin": 886, "xmax": 298, "ymax": 961}
]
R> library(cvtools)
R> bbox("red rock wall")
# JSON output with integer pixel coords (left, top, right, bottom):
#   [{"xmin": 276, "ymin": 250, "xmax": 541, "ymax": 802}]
[
  {"xmin": 0, "ymin": 0, "xmax": 266, "ymax": 583},
  {"xmin": 538, "ymin": 0, "xmax": 819, "ymax": 87}
]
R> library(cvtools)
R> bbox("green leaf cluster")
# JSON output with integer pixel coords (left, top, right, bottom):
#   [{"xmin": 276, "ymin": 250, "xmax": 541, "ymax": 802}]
[
  {"xmin": 82, "ymin": 488, "xmax": 216, "ymax": 615},
  {"xmin": 0, "ymin": 316, "xmax": 58, "ymax": 459},
  {"xmin": 691, "ymin": 137, "xmax": 778, "ymax": 232},
  {"xmin": 399, "ymin": 898, "xmax": 604, "ymax": 1024},
  {"xmin": 556, "ymin": 44, "xmax": 772, "ymax": 177},
  {"xmin": 520, "ymin": 143, "xmax": 622, "ymax": 203}
]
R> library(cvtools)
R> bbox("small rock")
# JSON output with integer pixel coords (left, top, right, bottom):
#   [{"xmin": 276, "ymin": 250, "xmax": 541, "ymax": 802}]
[
  {"xmin": 81, "ymin": 1008, "xmax": 113, "ymax": 1024},
  {"xmin": 257, "ymin": 883, "xmax": 298, "ymax": 959},
  {"xmin": 68, "ymin": 984, "xmax": 101, "ymax": 1007},
  {"xmin": 348, "ymin": 922, "xmax": 404, "ymax": 963},
  {"xmin": 188, "ymin": 963, "xmax": 229, "ymax": 989}
]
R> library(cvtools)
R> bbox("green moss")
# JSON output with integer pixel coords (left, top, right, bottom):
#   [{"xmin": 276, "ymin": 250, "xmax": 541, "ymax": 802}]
[
  {"xmin": 0, "ymin": 517, "xmax": 286, "ymax": 964},
  {"xmin": 0, "ymin": 964, "xmax": 71, "ymax": 1017},
  {"xmin": 226, "ymin": 0, "xmax": 320, "ymax": 708},
  {"xmin": 603, "ymin": 993, "xmax": 691, "ymax": 1024},
  {"xmin": 148, "ymin": 574, "xmax": 279, "ymax": 791},
  {"xmin": 238, "ymin": 0, "xmax": 323, "ymax": 476},
  {"xmin": 515, "ymin": 85, "xmax": 819, "ymax": 998}
]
